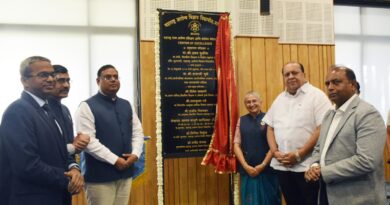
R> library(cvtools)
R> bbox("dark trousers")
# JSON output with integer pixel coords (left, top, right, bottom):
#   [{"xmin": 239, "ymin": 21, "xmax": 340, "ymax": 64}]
[
  {"xmin": 319, "ymin": 177, "xmax": 329, "ymax": 205},
  {"xmin": 276, "ymin": 170, "xmax": 319, "ymax": 205}
]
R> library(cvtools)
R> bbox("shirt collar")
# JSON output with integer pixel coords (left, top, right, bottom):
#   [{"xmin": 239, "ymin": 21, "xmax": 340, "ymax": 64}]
[
  {"xmin": 285, "ymin": 82, "xmax": 309, "ymax": 97},
  {"xmin": 334, "ymin": 94, "xmax": 357, "ymax": 113},
  {"xmin": 24, "ymin": 90, "xmax": 46, "ymax": 107},
  {"xmin": 98, "ymin": 90, "xmax": 117, "ymax": 102}
]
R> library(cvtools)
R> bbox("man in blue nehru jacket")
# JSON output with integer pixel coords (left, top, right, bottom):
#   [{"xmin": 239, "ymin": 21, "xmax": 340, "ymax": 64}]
[{"xmin": 75, "ymin": 64, "xmax": 144, "ymax": 205}]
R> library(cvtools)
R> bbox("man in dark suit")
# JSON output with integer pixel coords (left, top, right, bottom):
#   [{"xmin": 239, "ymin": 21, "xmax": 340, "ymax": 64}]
[
  {"xmin": 305, "ymin": 66, "xmax": 386, "ymax": 205},
  {"xmin": 0, "ymin": 56, "xmax": 84, "ymax": 205},
  {"xmin": 0, "ymin": 128, "xmax": 11, "ymax": 204},
  {"xmin": 49, "ymin": 64, "xmax": 90, "ymax": 156}
]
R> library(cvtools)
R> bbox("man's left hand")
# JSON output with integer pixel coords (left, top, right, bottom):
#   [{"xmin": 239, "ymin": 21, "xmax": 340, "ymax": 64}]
[
  {"xmin": 73, "ymin": 133, "xmax": 90, "ymax": 151},
  {"xmin": 123, "ymin": 153, "xmax": 138, "ymax": 167},
  {"xmin": 305, "ymin": 165, "xmax": 321, "ymax": 182},
  {"xmin": 280, "ymin": 152, "xmax": 298, "ymax": 167}
]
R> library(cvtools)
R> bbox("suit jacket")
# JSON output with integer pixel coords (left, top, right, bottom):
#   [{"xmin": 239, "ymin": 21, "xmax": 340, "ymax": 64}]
[
  {"xmin": 49, "ymin": 98, "xmax": 74, "ymax": 144},
  {"xmin": 312, "ymin": 96, "xmax": 386, "ymax": 205},
  {"xmin": 0, "ymin": 128, "xmax": 11, "ymax": 204},
  {"xmin": 61, "ymin": 104, "xmax": 75, "ymax": 144},
  {"xmin": 0, "ymin": 92, "xmax": 74, "ymax": 205}
]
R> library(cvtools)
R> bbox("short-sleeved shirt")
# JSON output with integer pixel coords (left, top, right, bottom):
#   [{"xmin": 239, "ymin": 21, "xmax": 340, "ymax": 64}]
[{"xmin": 262, "ymin": 82, "xmax": 332, "ymax": 172}]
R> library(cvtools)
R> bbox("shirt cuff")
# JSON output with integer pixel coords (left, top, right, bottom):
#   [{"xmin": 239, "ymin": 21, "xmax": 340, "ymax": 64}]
[
  {"xmin": 261, "ymin": 118, "xmax": 272, "ymax": 127},
  {"xmin": 106, "ymin": 154, "xmax": 119, "ymax": 165},
  {"xmin": 311, "ymin": 163, "xmax": 320, "ymax": 167},
  {"xmin": 68, "ymin": 163, "xmax": 80, "ymax": 171},
  {"xmin": 67, "ymin": 144, "xmax": 76, "ymax": 155},
  {"xmin": 131, "ymin": 150, "xmax": 142, "ymax": 159}
]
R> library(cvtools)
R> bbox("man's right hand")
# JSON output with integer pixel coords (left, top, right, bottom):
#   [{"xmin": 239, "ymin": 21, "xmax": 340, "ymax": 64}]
[
  {"xmin": 65, "ymin": 168, "xmax": 84, "ymax": 195},
  {"xmin": 114, "ymin": 157, "xmax": 128, "ymax": 171},
  {"xmin": 73, "ymin": 133, "xmax": 90, "ymax": 151}
]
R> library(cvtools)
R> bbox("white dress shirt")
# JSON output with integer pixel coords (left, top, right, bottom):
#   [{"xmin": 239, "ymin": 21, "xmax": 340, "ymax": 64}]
[
  {"xmin": 25, "ymin": 90, "xmax": 63, "ymax": 136},
  {"xmin": 262, "ymin": 83, "xmax": 332, "ymax": 172},
  {"xmin": 75, "ymin": 98, "xmax": 144, "ymax": 165},
  {"xmin": 320, "ymin": 94, "xmax": 357, "ymax": 167}
]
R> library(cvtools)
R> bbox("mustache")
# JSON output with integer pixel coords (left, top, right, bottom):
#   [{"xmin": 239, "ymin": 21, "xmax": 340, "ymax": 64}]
[
  {"xmin": 59, "ymin": 88, "xmax": 69, "ymax": 92},
  {"xmin": 287, "ymin": 79, "xmax": 297, "ymax": 83}
]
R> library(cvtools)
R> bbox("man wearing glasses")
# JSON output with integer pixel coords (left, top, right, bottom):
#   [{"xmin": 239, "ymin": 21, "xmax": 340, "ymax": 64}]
[
  {"xmin": 75, "ymin": 64, "xmax": 144, "ymax": 205},
  {"xmin": 0, "ymin": 56, "xmax": 84, "ymax": 205},
  {"xmin": 49, "ymin": 65, "xmax": 90, "ymax": 156}
]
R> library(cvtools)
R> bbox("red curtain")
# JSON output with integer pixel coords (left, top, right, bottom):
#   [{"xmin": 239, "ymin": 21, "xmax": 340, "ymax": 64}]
[{"xmin": 201, "ymin": 13, "xmax": 238, "ymax": 173}]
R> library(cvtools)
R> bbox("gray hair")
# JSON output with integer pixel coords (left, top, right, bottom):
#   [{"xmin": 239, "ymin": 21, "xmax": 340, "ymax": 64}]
[
  {"xmin": 244, "ymin": 91, "xmax": 262, "ymax": 102},
  {"xmin": 20, "ymin": 56, "xmax": 51, "ymax": 77}
]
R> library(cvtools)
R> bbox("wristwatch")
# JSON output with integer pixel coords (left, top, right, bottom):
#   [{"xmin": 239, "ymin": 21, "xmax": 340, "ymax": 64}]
[{"xmin": 70, "ymin": 164, "xmax": 81, "ymax": 171}]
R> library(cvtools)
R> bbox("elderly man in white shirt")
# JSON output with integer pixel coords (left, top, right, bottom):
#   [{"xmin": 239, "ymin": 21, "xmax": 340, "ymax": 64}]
[{"xmin": 262, "ymin": 61, "xmax": 332, "ymax": 205}]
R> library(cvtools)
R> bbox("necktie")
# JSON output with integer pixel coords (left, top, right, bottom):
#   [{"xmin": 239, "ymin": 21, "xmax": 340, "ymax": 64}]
[
  {"xmin": 42, "ymin": 103, "xmax": 51, "ymax": 116},
  {"xmin": 42, "ymin": 103, "xmax": 63, "ymax": 136}
]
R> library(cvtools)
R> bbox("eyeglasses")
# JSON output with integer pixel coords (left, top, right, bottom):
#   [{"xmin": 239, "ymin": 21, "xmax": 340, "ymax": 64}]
[
  {"xmin": 27, "ymin": 71, "xmax": 55, "ymax": 79},
  {"xmin": 56, "ymin": 77, "xmax": 71, "ymax": 84},
  {"xmin": 100, "ymin": 75, "xmax": 119, "ymax": 81}
]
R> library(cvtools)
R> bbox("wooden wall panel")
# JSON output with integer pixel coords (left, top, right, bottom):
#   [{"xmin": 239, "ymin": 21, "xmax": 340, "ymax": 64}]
[
  {"xmin": 217, "ymin": 173, "xmax": 230, "ymax": 205},
  {"xmin": 196, "ymin": 158, "xmax": 207, "ymax": 205},
  {"xmin": 150, "ymin": 38, "xmax": 334, "ymax": 205},
  {"xmin": 318, "ymin": 47, "xmax": 325, "ymax": 91},
  {"xmin": 205, "ymin": 164, "xmax": 219, "ymax": 205},
  {"xmin": 290, "ymin": 45, "xmax": 298, "ymax": 61},
  {"xmin": 308, "ymin": 45, "xmax": 320, "ymax": 88},
  {"xmin": 67, "ymin": 40, "xmax": 390, "ymax": 205},
  {"xmin": 164, "ymin": 159, "xmax": 174, "ymax": 204},
  {"xmin": 173, "ymin": 159, "xmax": 181, "ymax": 204},
  {"xmin": 282, "ymin": 45, "xmax": 291, "ymax": 64},
  {"xmin": 251, "ymin": 38, "xmax": 268, "ymax": 110},
  {"xmin": 179, "ymin": 159, "xmax": 189, "ymax": 204},
  {"xmin": 235, "ymin": 38, "xmax": 253, "ymax": 115},
  {"xmin": 162, "ymin": 157, "xmax": 229, "ymax": 205},
  {"xmin": 71, "ymin": 38, "xmax": 335, "ymax": 205},
  {"xmin": 188, "ymin": 158, "xmax": 198, "ymax": 205},
  {"xmin": 138, "ymin": 41, "xmax": 158, "ymax": 205},
  {"xmin": 137, "ymin": 40, "xmax": 335, "ymax": 205},
  {"xmin": 71, "ymin": 39, "xmax": 335, "ymax": 205},
  {"xmin": 297, "ymin": 45, "xmax": 310, "ymax": 80},
  {"xmin": 264, "ymin": 38, "xmax": 284, "ymax": 110},
  {"xmin": 385, "ymin": 151, "xmax": 390, "ymax": 180}
]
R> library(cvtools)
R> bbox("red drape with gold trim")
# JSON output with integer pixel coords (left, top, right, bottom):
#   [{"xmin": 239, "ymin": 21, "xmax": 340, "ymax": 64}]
[{"xmin": 202, "ymin": 13, "xmax": 238, "ymax": 173}]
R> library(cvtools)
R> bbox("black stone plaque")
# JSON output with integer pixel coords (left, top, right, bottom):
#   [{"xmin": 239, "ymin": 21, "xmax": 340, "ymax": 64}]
[{"xmin": 159, "ymin": 10, "xmax": 220, "ymax": 158}]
